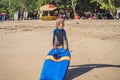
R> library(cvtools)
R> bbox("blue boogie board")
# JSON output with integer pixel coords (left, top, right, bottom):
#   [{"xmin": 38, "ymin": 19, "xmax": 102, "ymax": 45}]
[{"xmin": 40, "ymin": 48, "xmax": 71, "ymax": 80}]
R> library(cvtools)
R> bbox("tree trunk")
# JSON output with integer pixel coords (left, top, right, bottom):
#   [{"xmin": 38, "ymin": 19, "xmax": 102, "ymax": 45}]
[
  {"xmin": 19, "ymin": 8, "xmax": 23, "ymax": 20},
  {"xmin": 109, "ymin": 9, "xmax": 115, "ymax": 19},
  {"xmin": 71, "ymin": 0, "xmax": 77, "ymax": 16}
]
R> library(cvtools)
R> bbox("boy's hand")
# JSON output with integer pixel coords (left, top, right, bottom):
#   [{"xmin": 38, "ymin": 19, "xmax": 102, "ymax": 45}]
[
  {"xmin": 65, "ymin": 47, "xmax": 69, "ymax": 51},
  {"xmin": 53, "ymin": 45, "xmax": 56, "ymax": 49},
  {"xmin": 66, "ymin": 48, "xmax": 69, "ymax": 51}
]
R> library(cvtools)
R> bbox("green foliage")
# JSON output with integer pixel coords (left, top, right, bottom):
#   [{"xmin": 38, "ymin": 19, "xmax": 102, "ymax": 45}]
[
  {"xmin": 0, "ymin": 0, "xmax": 119, "ymax": 17},
  {"xmin": 91, "ymin": 0, "xmax": 119, "ymax": 15},
  {"xmin": 114, "ymin": 0, "xmax": 120, "ymax": 7},
  {"xmin": 99, "ymin": 0, "xmax": 116, "ymax": 13},
  {"xmin": 36, "ymin": 0, "xmax": 46, "ymax": 10},
  {"xmin": 0, "ymin": 0, "xmax": 9, "ymax": 12}
]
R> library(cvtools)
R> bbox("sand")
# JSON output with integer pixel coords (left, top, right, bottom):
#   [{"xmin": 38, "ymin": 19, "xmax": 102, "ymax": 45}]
[{"xmin": 0, "ymin": 20, "xmax": 120, "ymax": 80}]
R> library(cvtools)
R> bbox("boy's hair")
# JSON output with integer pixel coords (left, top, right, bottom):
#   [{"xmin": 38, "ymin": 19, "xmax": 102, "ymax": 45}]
[{"xmin": 56, "ymin": 19, "xmax": 64, "ymax": 27}]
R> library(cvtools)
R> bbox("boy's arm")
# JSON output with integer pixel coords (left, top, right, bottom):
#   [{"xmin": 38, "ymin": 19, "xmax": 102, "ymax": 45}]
[
  {"xmin": 53, "ymin": 30, "xmax": 56, "ymax": 49},
  {"xmin": 65, "ymin": 39, "xmax": 69, "ymax": 50},
  {"xmin": 63, "ymin": 30, "xmax": 69, "ymax": 50}
]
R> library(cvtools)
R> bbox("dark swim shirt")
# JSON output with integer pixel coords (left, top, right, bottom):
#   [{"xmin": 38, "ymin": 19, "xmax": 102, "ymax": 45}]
[{"xmin": 53, "ymin": 28, "xmax": 68, "ymax": 46}]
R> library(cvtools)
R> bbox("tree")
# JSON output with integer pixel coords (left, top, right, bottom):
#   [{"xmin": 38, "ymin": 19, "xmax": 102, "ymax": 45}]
[
  {"xmin": 1, "ymin": 0, "xmax": 119, "ymax": 19},
  {"xmin": 114, "ymin": 0, "xmax": 120, "ymax": 8},
  {"xmin": 91, "ymin": 0, "xmax": 120, "ymax": 18},
  {"xmin": 0, "ymin": 0, "xmax": 9, "ymax": 12},
  {"xmin": 36, "ymin": 0, "xmax": 46, "ymax": 11},
  {"xmin": 71, "ymin": 0, "xmax": 77, "ymax": 16}
]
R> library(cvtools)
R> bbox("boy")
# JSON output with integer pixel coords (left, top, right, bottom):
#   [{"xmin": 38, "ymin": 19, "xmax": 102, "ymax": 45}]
[{"xmin": 53, "ymin": 19, "xmax": 69, "ymax": 50}]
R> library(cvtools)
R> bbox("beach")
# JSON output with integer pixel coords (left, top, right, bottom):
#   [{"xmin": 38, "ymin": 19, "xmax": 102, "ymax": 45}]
[{"xmin": 0, "ymin": 20, "xmax": 120, "ymax": 80}]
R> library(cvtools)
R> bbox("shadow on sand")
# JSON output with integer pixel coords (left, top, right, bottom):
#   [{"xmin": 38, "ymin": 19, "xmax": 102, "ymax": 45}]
[{"xmin": 65, "ymin": 64, "xmax": 120, "ymax": 80}]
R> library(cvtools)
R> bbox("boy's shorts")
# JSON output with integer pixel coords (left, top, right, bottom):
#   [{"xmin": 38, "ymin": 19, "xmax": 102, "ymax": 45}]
[{"xmin": 55, "ymin": 40, "xmax": 63, "ymax": 46}]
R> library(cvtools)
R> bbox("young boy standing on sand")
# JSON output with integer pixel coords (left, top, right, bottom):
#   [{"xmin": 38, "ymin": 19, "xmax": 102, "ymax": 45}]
[{"xmin": 53, "ymin": 19, "xmax": 69, "ymax": 50}]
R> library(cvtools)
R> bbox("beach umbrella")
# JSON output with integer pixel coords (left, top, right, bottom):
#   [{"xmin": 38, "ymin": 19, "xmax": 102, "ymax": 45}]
[{"xmin": 40, "ymin": 4, "xmax": 57, "ymax": 11}]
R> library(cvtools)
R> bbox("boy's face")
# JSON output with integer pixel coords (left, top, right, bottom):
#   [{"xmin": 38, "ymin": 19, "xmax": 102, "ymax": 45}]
[{"xmin": 58, "ymin": 22, "xmax": 64, "ymax": 29}]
